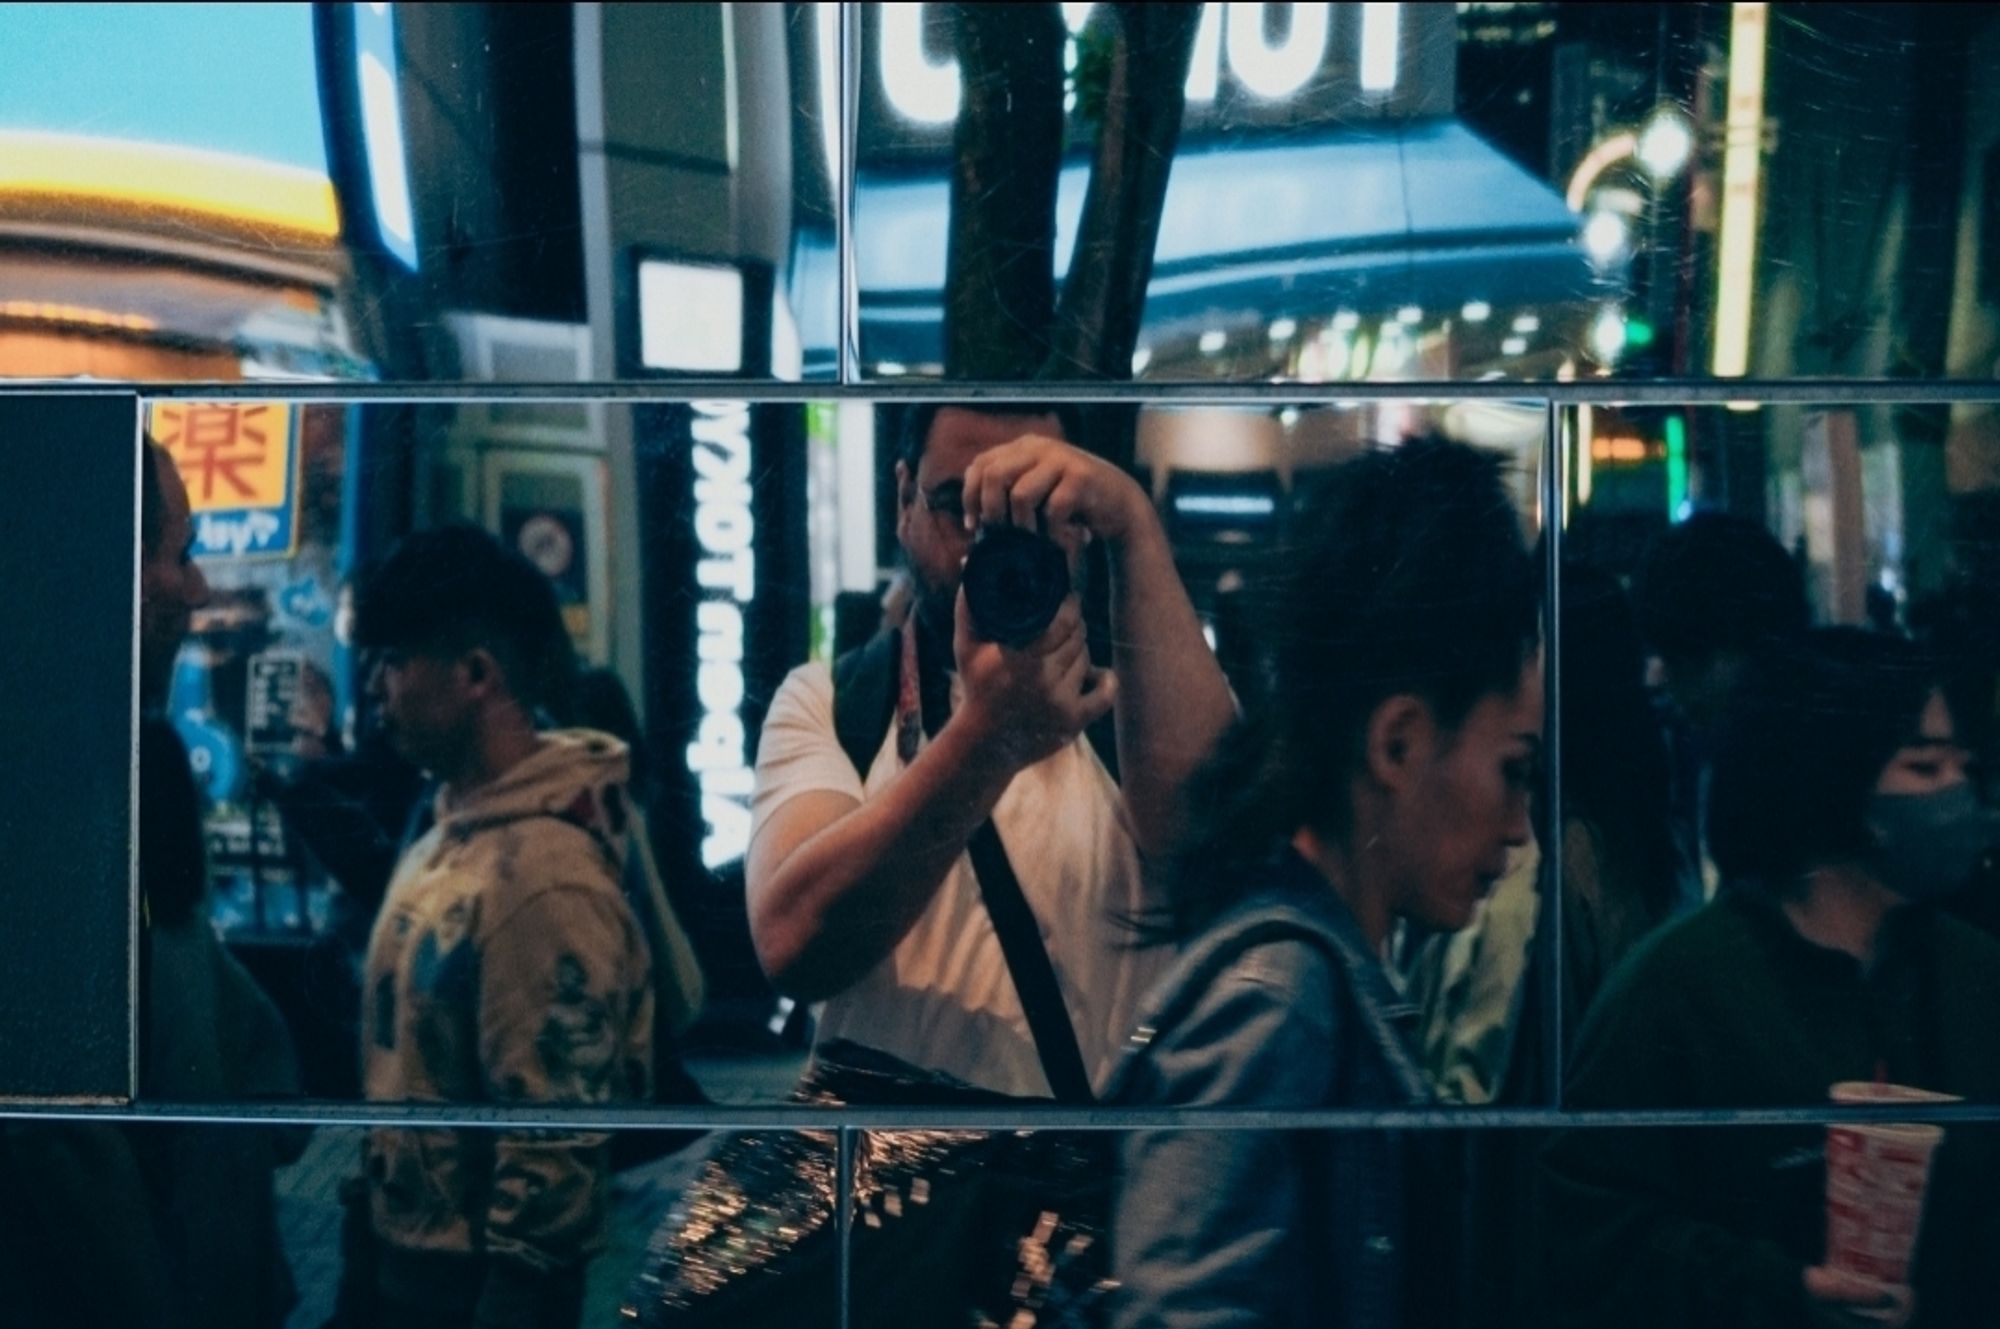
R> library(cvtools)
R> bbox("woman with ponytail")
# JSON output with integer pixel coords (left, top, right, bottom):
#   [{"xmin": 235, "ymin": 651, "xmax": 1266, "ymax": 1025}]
[{"xmin": 1107, "ymin": 436, "xmax": 1545, "ymax": 1329}]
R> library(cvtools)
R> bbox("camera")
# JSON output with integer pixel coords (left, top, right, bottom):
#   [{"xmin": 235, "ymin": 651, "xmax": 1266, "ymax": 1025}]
[{"xmin": 961, "ymin": 526, "xmax": 1071, "ymax": 648}]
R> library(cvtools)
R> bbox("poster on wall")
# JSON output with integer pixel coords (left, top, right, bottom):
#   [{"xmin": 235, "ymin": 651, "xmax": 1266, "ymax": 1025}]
[
  {"xmin": 148, "ymin": 401, "xmax": 302, "ymax": 560},
  {"xmin": 503, "ymin": 502, "xmax": 593, "ymax": 656},
  {"xmin": 245, "ymin": 649, "xmax": 305, "ymax": 755},
  {"xmin": 482, "ymin": 450, "xmax": 610, "ymax": 664}
]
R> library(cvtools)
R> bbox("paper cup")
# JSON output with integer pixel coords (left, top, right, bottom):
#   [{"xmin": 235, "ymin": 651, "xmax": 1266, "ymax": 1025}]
[{"xmin": 1824, "ymin": 1082, "xmax": 1960, "ymax": 1286}]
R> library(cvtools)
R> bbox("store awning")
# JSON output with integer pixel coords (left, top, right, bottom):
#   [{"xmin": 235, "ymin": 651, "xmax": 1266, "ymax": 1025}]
[
  {"xmin": 852, "ymin": 117, "xmax": 1602, "ymax": 368},
  {"xmin": 0, "ymin": 252, "xmax": 369, "ymax": 379}
]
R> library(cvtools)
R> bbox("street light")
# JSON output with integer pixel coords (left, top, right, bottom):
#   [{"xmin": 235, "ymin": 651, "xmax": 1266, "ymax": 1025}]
[
  {"xmin": 1590, "ymin": 307, "xmax": 1628, "ymax": 363},
  {"xmin": 1583, "ymin": 211, "xmax": 1631, "ymax": 267},
  {"xmin": 1638, "ymin": 109, "xmax": 1694, "ymax": 180},
  {"xmin": 1566, "ymin": 105, "xmax": 1696, "ymax": 211}
]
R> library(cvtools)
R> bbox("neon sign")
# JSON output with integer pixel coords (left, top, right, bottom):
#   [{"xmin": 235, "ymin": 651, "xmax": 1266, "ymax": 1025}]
[
  {"xmin": 353, "ymin": 1, "xmax": 418, "ymax": 269},
  {"xmin": 685, "ymin": 400, "xmax": 757, "ymax": 868},
  {"xmin": 879, "ymin": 3, "xmax": 1401, "ymax": 125}
]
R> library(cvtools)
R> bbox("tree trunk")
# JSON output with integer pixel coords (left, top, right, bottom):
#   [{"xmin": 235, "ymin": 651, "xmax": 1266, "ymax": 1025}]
[
  {"xmin": 1043, "ymin": 3, "xmax": 1203, "ymax": 382},
  {"xmin": 943, "ymin": 3, "xmax": 1066, "ymax": 379}
]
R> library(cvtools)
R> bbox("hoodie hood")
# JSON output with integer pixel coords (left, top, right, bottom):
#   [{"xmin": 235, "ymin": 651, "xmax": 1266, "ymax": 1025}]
[{"xmin": 435, "ymin": 728, "xmax": 636, "ymax": 866}]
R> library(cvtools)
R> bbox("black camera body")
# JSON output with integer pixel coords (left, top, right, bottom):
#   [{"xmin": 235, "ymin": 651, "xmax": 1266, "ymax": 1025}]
[{"xmin": 961, "ymin": 526, "xmax": 1071, "ymax": 648}]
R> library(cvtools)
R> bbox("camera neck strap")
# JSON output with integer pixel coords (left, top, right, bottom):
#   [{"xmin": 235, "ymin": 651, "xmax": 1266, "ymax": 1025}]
[
  {"xmin": 893, "ymin": 612, "xmax": 928, "ymax": 765},
  {"xmin": 898, "ymin": 616, "xmax": 1096, "ymax": 1105}
]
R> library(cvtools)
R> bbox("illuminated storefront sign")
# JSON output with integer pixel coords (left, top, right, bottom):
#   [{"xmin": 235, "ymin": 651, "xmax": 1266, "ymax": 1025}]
[
  {"xmin": 848, "ymin": 2, "xmax": 1534, "ymax": 372},
  {"xmin": 639, "ymin": 259, "xmax": 746, "ymax": 373},
  {"xmin": 686, "ymin": 399, "xmax": 756, "ymax": 868},
  {"xmin": 1713, "ymin": 1, "xmax": 1768, "ymax": 380},
  {"xmin": 875, "ymin": 2, "xmax": 1412, "ymax": 133},
  {"xmin": 353, "ymin": 0, "xmax": 418, "ymax": 269},
  {"xmin": 148, "ymin": 401, "xmax": 301, "ymax": 559}
]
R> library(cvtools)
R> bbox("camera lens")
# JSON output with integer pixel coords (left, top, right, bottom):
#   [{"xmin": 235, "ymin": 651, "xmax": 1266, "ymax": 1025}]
[{"xmin": 961, "ymin": 526, "xmax": 1071, "ymax": 647}]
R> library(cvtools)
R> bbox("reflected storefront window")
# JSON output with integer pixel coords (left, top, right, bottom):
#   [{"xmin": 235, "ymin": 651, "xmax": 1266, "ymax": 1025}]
[
  {"xmin": 14, "ymin": 5, "xmax": 2000, "ymax": 1325},
  {"xmin": 0, "ymin": 3, "xmax": 836, "ymax": 385},
  {"xmin": 856, "ymin": 2, "xmax": 1603, "ymax": 381},
  {"xmin": 8, "ymin": 5, "xmax": 2000, "ymax": 385},
  {"xmin": 137, "ymin": 396, "xmax": 1551, "ymax": 1110},
  {"xmin": 853, "ymin": 2, "xmax": 2000, "ymax": 385}
]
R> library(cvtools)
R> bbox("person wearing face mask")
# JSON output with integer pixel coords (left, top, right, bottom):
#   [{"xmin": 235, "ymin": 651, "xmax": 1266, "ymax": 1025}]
[{"xmin": 1541, "ymin": 628, "xmax": 2000, "ymax": 1329}]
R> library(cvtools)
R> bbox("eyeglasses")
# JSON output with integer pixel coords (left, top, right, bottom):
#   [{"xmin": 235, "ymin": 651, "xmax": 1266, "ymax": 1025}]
[{"xmin": 921, "ymin": 481, "xmax": 967, "ymax": 524}]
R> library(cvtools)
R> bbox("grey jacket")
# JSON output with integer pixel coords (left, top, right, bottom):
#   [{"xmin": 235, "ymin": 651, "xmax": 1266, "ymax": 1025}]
[{"xmin": 1106, "ymin": 854, "xmax": 1433, "ymax": 1329}]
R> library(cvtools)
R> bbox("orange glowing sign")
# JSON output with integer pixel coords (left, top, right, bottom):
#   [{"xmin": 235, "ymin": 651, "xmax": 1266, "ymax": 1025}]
[
  {"xmin": 148, "ymin": 401, "xmax": 299, "ymax": 558},
  {"xmin": 0, "ymin": 130, "xmax": 340, "ymax": 244}
]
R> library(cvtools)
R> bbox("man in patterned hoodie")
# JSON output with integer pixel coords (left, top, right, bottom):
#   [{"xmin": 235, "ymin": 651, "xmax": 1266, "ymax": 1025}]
[{"xmin": 347, "ymin": 525, "xmax": 653, "ymax": 1329}]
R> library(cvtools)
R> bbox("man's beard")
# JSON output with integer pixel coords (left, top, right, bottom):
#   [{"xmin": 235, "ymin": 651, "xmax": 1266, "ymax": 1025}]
[{"xmin": 913, "ymin": 578, "xmax": 956, "ymax": 668}]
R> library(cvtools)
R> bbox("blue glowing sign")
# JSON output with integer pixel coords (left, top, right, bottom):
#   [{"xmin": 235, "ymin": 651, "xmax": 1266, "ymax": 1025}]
[{"xmin": 352, "ymin": 1, "xmax": 418, "ymax": 269}]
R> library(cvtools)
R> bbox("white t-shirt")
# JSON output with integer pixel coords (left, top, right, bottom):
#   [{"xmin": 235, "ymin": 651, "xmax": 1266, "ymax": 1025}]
[{"xmin": 750, "ymin": 661, "xmax": 1167, "ymax": 1098}]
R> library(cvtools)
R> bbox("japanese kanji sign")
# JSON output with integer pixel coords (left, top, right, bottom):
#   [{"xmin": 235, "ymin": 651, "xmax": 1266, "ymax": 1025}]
[{"xmin": 147, "ymin": 401, "xmax": 300, "ymax": 559}]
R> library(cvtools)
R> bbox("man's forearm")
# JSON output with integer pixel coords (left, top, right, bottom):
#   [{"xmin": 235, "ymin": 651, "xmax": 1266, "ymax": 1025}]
[
  {"xmin": 1108, "ymin": 519, "xmax": 1237, "ymax": 857},
  {"xmin": 751, "ymin": 715, "xmax": 1018, "ymax": 1000}
]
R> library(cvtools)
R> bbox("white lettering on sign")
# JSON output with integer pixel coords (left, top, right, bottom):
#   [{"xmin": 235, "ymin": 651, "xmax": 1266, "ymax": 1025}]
[
  {"xmin": 1358, "ymin": 1, "xmax": 1399, "ymax": 93},
  {"xmin": 880, "ymin": 3, "xmax": 1396, "ymax": 123},
  {"xmin": 687, "ymin": 400, "xmax": 756, "ymax": 868},
  {"xmin": 196, "ymin": 510, "xmax": 284, "ymax": 558},
  {"xmin": 1226, "ymin": 3, "xmax": 1328, "ymax": 100}
]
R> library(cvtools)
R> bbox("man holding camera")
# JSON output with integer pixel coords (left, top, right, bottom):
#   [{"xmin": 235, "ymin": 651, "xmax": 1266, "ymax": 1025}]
[{"xmin": 747, "ymin": 404, "xmax": 1233, "ymax": 1099}]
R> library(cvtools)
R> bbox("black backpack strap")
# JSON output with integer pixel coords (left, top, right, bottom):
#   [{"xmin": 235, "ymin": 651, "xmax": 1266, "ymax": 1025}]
[
  {"xmin": 831, "ymin": 630, "xmax": 900, "ymax": 783},
  {"xmin": 832, "ymin": 624, "xmax": 1097, "ymax": 1103},
  {"xmin": 965, "ymin": 822, "xmax": 1097, "ymax": 1103},
  {"xmin": 1085, "ymin": 712, "xmax": 1120, "ymax": 785},
  {"xmin": 909, "ymin": 635, "xmax": 1096, "ymax": 1105}
]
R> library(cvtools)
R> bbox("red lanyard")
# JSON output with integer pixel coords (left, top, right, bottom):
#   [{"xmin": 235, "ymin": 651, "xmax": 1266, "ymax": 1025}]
[{"xmin": 896, "ymin": 613, "xmax": 925, "ymax": 765}]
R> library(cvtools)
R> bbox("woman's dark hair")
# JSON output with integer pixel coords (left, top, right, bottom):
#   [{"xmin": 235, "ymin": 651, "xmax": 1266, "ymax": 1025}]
[
  {"xmin": 1559, "ymin": 562, "xmax": 1679, "ymax": 920},
  {"xmin": 352, "ymin": 524, "xmax": 578, "ymax": 715},
  {"xmin": 1707, "ymin": 627, "xmax": 1941, "ymax": 890},
  {"xmin": 1160, "ymin": 436, "xmax": 1540, "ymax": 936},
  {"xmin": 140, "ymin": 718, "xmax": 208, "ymax": 929}
]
